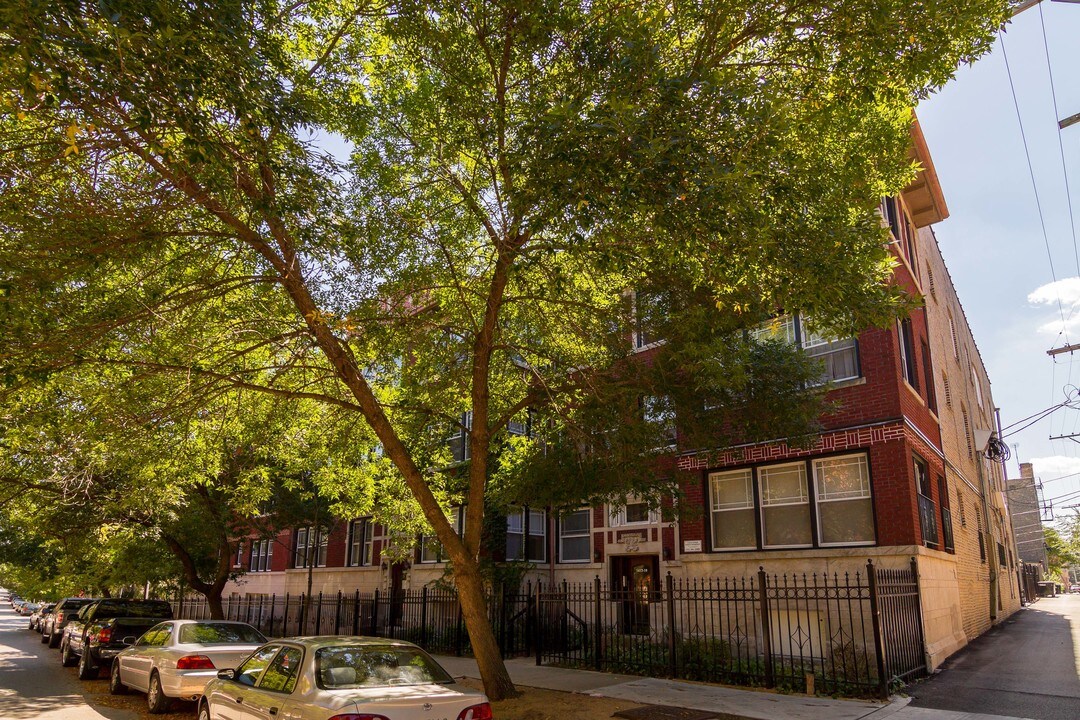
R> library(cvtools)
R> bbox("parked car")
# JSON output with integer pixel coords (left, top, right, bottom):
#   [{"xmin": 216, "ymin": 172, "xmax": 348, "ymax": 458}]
[
  {"xmin": 29, "ymin": 602, "xmax": 54, "ymax": 631},
  {"xmin": 61, "ymin": 598, "xmax": 173, "ymax": 680},
  {"xmin": 110, "ymin": 620, "xmax": 267, "ymax": 713},
  {"xmin": 17, "ymin": 601, "xmax": 38, "ymax": 616},
  {"xmin": 44, "ymin": 597, "xmax": 96, "ymax": 648},
  {"xmin": 198, "ymin": 636, "xmax": 492, "ymax": 720}
]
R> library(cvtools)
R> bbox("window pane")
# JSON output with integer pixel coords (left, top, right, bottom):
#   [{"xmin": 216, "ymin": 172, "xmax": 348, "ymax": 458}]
[
  {"xmin": 762, "ymin": 504, "xmax": 812, "ymax": 546},
  {"xmin": 819, "ymin": 499, "xmax": 875, "ymax": 544},
  {"xmin": 624, "ymin": 502, "xmax": 651, "ymax": 524},
  {"xmin": 560, "ymin": 535, "xmax": 590, "ymax": 562},
  {"xmin": 528, "ymin": 510, "xmax": 546, "ymax": 535},
  {"xmin": 710, "ymin": 470, "xmax": 753, "ymax": 510},
  {"xmin": 507, "ymin": 513, "xmax": 523, "ymax": 533},
  {"xmin": 751, "ymin": 315, "xmax": 796, "ymax": 344},
  {"xmin": 505, "ymin": 532, "xmax": 522, "ymax": 561},
  {"xmin": 815, "ymin": 456, "xmax": 870, "ymax": 501},
  {"xmin": 561, "ymin": 510, "xmax": 590, "ymax": 535},
  {"xmin": 759, "ymin": 464, "xmax": 807, "ymax": 505},
  {"xmin": 711, "ymin": 508, "xmax": 757, "ymax": 550},
  {"xmin": 527, "ymin": 531, "xmax": 546, "ymax": 562}
]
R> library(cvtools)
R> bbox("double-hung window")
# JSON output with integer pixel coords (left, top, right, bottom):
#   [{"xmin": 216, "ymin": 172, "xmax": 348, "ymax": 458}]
[
  {"xmin": 633, "ymin": 290, "xmax": 669, "ymax": 350},
  {"xmin": 419, "ymin": 507, "xmax": 464, "ymax": 564},
  {"xmin": 446, "ymin": 412, "xmax": 473, "ymax": 463},
  {"xmin": 914, "ymin": 456, "xmax": 938, "ymax": 547},
  {"xmin": 558, "ymin": 509, "xmax": 591, "ymax": 563},
  {"xmin": 294, "ymin": 526, "xmax": 328, "ymax": 568},
  {"xmin": 347, "ymin": 519, "xmax": 374, "ymax": 567},
  {"xmin": 898, "ymin": 318, "xmax": 918, "ymax": 390},
  {"xmin": 759, "ymin": 463, "xmax": 812, "ymax": 548},
  {"xmin": 752, "ymin": 315, "xmax": 858, "ymax": 383},
  {"xmin": 506, "ymin": 508, "xmax": 547, "ymax": 562},
  {"xmin": 643, "ymin": 395, "xmax": 677, "ymax": 447},
  {"xmin": 709, "ymin": 469, "xmax": 756, "ymax": 550},
  {"xmin": 814, "ymin": 455, "xmax": 875, "ymax": 545}
]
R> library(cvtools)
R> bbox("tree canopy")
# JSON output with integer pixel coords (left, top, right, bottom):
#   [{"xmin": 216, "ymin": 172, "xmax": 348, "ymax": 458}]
[{"xmin": 0, "ymin": 0, "xmax": 1010, "ymax": 698}]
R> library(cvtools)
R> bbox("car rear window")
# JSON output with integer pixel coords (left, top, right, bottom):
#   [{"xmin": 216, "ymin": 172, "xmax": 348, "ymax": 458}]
[
  {"xmin": 95, "ymin": 600, "xmax": 173, "ymax": 618},
  {"xmin": 315, "ymin": 645, "xmax": 454, "ymax": 688},
  {"xmin": 179, "ymin": 623, "xmax": 266, "ymax": 644}
]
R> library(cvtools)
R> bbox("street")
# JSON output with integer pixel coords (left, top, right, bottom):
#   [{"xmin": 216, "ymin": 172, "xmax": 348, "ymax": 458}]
[
  {"xmin": 908, "ymin": 595, "xmax": 1080, "ymax": 720},
  {"xmin": 0, "ymin": 604, "xmax": 137, "ymax": 720}
]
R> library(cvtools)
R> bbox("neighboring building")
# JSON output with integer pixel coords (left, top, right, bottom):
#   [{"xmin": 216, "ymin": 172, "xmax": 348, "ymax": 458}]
[
  {"xmin": 220, "ymin": 117, "xmax": 1016, "ymax": 672},
  {"xmin": 1008, "ymin": 463, "xmax": 1048, "ymax": 575}
]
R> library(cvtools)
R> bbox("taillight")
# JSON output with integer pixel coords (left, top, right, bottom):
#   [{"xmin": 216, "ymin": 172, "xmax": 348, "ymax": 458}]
[
  {"xmin": 326, "ymin": 716, "xmax": 391, "ymax": 720},
  {"xmin": 55, "ymin": 612, "xmax": 65, "ymax": 624},
  {"xmin": 97, "ymin": 627, "xmax": 112, "ymax": 644},
  {"xmin": 176, "ymin": 655, "xmax": 216, "ymax": 670},
  {"xmin": 457, "ymin": 703, "xmax": 493, "ymax": 720}
]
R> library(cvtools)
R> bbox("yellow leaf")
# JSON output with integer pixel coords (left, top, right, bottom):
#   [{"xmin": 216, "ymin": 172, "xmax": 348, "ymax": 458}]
[
  {"xmin": 16, "ymin": 111, "xmax": 26, "ymax": 121},
  {"xmin": 63, "ymin": 144, "xmax": 78, "ymax": 157}
]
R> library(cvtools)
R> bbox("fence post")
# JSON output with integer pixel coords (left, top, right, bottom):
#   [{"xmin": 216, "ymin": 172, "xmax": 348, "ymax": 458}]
[
  {"xmin": 283, "ymin": 593, "xmax": 290, "ymax": 636},
  {"xmin": 420, "ymin": 586, "xmax": 429, "ymax": 648},
  {"xmin": 593, "ymin": 576, "xmax": 603, "ymax": 672},
  {"xmin": 534, "ymin": 581, "xmax": 543, "ymax": 666},
  {"xmin": 177, "ymin": 594, "xmax": 184, "ymax": 620},
  {"xmin": 314, "ymin": 592, "xmax": 323, "ymax": 634},
  {"xmin": 757, "ymin": 566, "xmax": 774, "ymax": 689},
  {"xmin": 257, "ymin": 595, "xmax": 265, "ymax": 633},
  {"xmin": 371, "ymin": 588, "xmax": 380, "ymax": 635},
  {"xmin": 666, "ymin": 572, "xmax": 677, "ymax": 677},
  {"xmin": 352, "ymin": 590, "xmax": 361, "ymax": 635},
  {"xmin": 333, "ymin": 591, "xmax": 342, "ymax": 634},
  {"xmin": 268, "ymin": 594, "xmax": 276, "ymax": 637},
  {"xmin": 299, "ymin": 593, "xmax": 307, "ymax": 634},
  {"xmin": 867, "ymin": 560, "xmax": 889, "ymax": 700}
]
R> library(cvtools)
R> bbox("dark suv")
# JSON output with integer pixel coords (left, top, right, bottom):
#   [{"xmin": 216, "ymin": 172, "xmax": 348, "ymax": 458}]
[
  {"xmin": 61, "ymin": 598, "xmax": 173, "ymax": 680},
  {"xmin": 44, "ymin": 597, "xmax": 96, "ymax": 648}
]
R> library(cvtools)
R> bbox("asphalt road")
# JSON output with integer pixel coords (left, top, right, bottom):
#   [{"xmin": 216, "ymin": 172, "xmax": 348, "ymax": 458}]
[
  {"xmin": 908, "ymin": 594, "xmax": 1080, "ymax": 720},
  {"xmin": 0, "ymin": 603, "xmax": 137, "ymax": 720}
]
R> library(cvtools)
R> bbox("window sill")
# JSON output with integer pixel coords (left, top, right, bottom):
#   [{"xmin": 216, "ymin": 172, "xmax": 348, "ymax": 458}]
[
  {"xmin": 632, "ymin": 339, "xmax": 667, "ymax": 354},
  {"xmin": 829, "ymin": 376, "xmax": 866, "ymax": 390}
]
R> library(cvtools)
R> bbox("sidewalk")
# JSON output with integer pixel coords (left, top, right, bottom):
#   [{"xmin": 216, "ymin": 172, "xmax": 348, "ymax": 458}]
[{"xmin": 432, "ymin": 655, "xmax": 1038, "ymax": 720}]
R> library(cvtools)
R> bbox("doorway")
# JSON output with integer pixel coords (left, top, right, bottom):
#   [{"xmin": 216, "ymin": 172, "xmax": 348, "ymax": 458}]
[{"xmin": 611, "ymin": 555, "xmax": 659, "ymax": 635}]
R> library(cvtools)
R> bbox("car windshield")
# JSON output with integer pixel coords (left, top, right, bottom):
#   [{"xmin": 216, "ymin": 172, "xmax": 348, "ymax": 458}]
[
  {"xmin": 315, "ymin": 646, "xmax": 454, "ymax": 689},
  {"xmin": 179, "ymin": 623, "xmax": 266, "ymax": 644}
]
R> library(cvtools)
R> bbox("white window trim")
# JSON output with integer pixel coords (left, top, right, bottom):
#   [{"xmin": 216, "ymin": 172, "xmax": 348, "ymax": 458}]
[
  {"xmin": 347, "ymin": 519, "xmax": 374, "ymax": 567},
  {"xmin": 758, "ymin": 462, "xmax": 813, "ymax": 549},
  {"xmin": 557, "ymin": 509, "xmax": 592, "ymax": 564},
  {"xmin": 506, "ymin": 508, "xmax": 548, "ymax": 563},
  {"xmin": 609, "ymin": 496, "xmax": 660, "ymax": 527},
  {"xmin": 708, "ymin": 469, "xmax": 757, "ymax": 552},
  {"xmin": 419, "ymin": 507, "xmax": 464, "ymax": 564},
  {"xmin": 631, "ymin": 290, "xmax": 669, "ymax": 352},
  {"xmin": 813, "ymin": 454, "xmax": 875, "ymax": 548}
]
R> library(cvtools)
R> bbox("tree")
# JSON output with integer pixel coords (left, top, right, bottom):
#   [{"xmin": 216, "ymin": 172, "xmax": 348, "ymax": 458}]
[{"xmin": 0, "ymin": 0, "xmax": 1010, "ymax": 698}]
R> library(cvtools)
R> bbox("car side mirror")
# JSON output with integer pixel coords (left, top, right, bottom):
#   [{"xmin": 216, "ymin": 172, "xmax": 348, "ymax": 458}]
[
  {"xmin": 122, "ymin": 636, "xmax": 137, "ymax": 646},
  {"xmin": 217, "ymin": 669, "xmax": 237, "ymax": 681}
]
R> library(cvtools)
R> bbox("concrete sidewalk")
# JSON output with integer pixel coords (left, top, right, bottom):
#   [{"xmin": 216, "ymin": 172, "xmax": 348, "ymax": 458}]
[{"xmin": 432, "ymin": 655, "xmax": 1038, "ymax": 720}]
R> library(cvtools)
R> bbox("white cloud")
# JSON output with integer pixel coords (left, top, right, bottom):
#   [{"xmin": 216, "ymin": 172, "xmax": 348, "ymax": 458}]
[
  {"xmin": 1030, "ymin": 455, "xmax": 1080, "ymax": 479},
  {"xmin": 1027, "ymin": 277, "xmax": 1080, "ymax": 336}
]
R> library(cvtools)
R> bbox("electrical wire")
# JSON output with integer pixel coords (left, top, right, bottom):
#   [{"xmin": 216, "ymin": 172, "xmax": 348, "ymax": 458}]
[
  {"xmin": 1038, "ymin": 4, "xmax": 1080, "ymax": 280},
  {"xmin": 1000, "ymin": 30, "xmax": 1072, "ymax": 344}
]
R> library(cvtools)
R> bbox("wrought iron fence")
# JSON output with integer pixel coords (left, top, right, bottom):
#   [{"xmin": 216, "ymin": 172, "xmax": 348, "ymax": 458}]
[{"xmin": 173, "ymin": 560, "xmax": 926, "ymax": 698}]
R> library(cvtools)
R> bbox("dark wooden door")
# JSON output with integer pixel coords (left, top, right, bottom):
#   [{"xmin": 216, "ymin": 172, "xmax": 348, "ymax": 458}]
[{"xmin": 611, "ymin": 555, "xmax": 658, "ymax": 635}]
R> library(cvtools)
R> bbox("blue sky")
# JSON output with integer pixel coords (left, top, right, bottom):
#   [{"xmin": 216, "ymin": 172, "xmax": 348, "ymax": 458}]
[{"xmin": 918, "ymin": 1, "xmax": 1080, "ymax": 523}]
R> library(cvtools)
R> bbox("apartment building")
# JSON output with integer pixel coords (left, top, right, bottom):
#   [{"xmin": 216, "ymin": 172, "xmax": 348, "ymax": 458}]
[{"xmin": 222, "ymin": 118, "xmax": 1016, "ymax": 671}]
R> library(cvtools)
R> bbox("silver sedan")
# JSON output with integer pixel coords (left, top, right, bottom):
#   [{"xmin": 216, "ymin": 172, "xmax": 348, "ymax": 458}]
[
  {"xmin": 110, "ymin": 620, "xmax": 267, "ymax": 713},
  {"xmin": 198, "ymin": 636, "xmax": 492, "ymax": 720}
]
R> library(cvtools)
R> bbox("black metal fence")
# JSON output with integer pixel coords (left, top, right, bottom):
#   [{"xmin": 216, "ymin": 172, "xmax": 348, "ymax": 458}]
[{"xmin": 173, "ymin": 559, "xmax": 926, "ymax": 698}]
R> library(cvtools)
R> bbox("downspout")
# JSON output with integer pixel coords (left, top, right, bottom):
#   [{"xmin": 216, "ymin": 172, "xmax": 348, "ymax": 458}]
[{"xmin": 975, "ymin": 452, "xmax": 998, "ymax": 622}]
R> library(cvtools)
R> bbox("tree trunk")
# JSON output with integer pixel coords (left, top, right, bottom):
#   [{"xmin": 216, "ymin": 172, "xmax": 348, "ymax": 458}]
[
  {"xmin": 206, "ymin": 588, "xmax": 225, "ymax": 620},
  {"xmin": 455, "ymin": 563, "xmax": 518, "ymax": 700}
]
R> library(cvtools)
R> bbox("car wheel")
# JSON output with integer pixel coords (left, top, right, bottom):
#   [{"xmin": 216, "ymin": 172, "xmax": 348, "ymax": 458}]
[
  {"xmin": 109, "ymin": 662, "xmax": 128, "ymax": 695},
  {"xmin": 147, "ymin": 671, "xmax": 171, "ymax": 714},
  {"xmin": 61, "ymin": 640, "xmax": 77, "ymax": 667},
  {"xmin": 77, "ymin": 647, "xmax": 98, "ymax": 680},
  {"xmin": 40, "ymin": 630, "xmax": 49, "ymax": 644},
  {"xmin": 197, "ymin": 699, "xmax": 211, "ymax": 720},
  {"xmin": 48, "ymin": 629, "xmax": 61, "ymax": 649}
]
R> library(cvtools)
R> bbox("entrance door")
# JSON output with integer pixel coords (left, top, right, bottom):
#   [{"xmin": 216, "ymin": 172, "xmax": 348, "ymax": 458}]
[{"xmin": 611, "ymin": 555, "xmax": 659, "ymax": 635}]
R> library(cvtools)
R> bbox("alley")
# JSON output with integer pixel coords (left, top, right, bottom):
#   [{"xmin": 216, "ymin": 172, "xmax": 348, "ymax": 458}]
[
  {"xmin": 0, "ymin": 605, "xmax": 136, "ymax": 720},
  {"xmin": 908, "ymin": 595, "xmax": 1080, "ymax": 720}
]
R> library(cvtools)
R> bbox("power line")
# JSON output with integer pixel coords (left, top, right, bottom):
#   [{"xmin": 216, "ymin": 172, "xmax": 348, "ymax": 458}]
[
  {"xmin": 1038, "ymin": 4, "xmax": 1080, "ymax": 280},
  {"xmin": 1000, "ymin": 30, "xmax": 1072, "ymax": 344}
]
